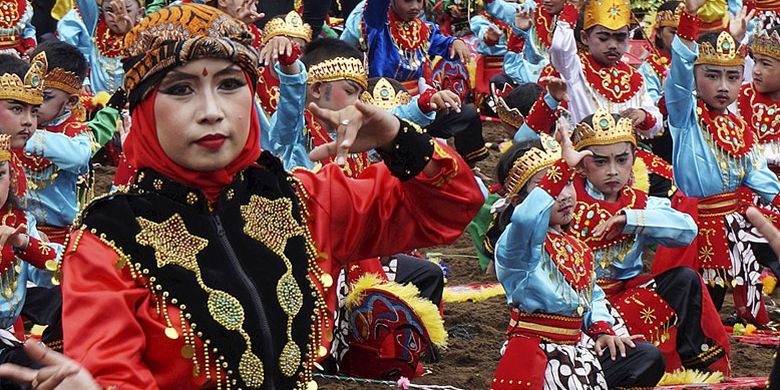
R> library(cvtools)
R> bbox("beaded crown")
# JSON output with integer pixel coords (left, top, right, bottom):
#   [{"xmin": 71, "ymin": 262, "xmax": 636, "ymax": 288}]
[
  {"xmin": 695, "ymin": 31, "xmax": 747, "ymax": 66},
  {"xmin": 752, "ymin": 30, "xmax": 780, "ymax": 61},
  {"xmin": 0, "ymin": 135, "xmax": 11, "ymax": 162},
  {"xmin": 307, "ymin": 57, "xmax": 368, "ymax": 90},
  {"xmin": 572, "ymin": 107, "xmax": 636, "ymax": 150},
  {"xmin": 504, "ymin": 134, "xmax": 561, "ymax": 196},
  {"xmin": 583, "ymin": 0, "xmax": 632, "ymax": 31},
  {"xmin": 0, "ymin": 52, "xmax": 47, "ymax": 105},
  {"xmin": 656, "ymin": 3, "xmax": 683, "ymax": 28},
  {"xmin": 360, "ymin": 78, "xmax": 411, "ymax": 109},
  {"xmin": 262, "ymin": 11, "xmax": 312, "ymax": 45},
  {"xmin": 45, "ymin": 67, "xmax": 81, "ymax": 95}
]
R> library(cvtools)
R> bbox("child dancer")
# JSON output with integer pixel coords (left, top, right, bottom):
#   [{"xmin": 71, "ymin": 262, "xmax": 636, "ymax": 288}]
[
  {"xmin": 661, "ymin": 0, "xmax": 780, "ymax": 325},
  {"xmin": 493, "ymin": 130, "xmax": 664, "ymax": 389},
  {"xmin": 0, "ymin": 0, "xmax": 36, "ymax": 57}
]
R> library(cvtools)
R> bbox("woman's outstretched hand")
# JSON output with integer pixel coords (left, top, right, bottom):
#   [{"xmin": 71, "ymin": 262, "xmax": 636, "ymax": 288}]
[
  {"xmin": 0, "ymin": 342, "xmax": 100, "ymax": 390},
  {"xmin": 308, "ymin": 101, "xmax": 401, "ymax": 166}
]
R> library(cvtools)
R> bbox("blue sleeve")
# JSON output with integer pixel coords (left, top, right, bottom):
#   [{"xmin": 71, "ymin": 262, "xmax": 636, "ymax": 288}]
[
  {"xmin": 484, "ymin": 0, "xmax": 522, "ymax": 24},
  {"xmin": 495, "ymin": 188, "xmax": 553, "ymax": 296},
  {"xmin": 56, "ymin": 10, "xmax": 94, "ymax": 61},
  {"xmin": 743, "ymin": 159, "xmax": 780, "ymax": 203},
  {"xmin": 22, "ymin": 20, "xmax": 36, "ymax": 41},
  {"xmin": 469, "ymin": 15, "xmax": 502, "ymax": 55},
  {"xmin": 74, "ymin": 0, "xmax": 98, "ymax": 32},
  {"xmin": 427, "ymin": 22, "xmax": 456, "ymax": 58},
  {"xmin": 341, "ymin": 0, "xmax": 367, "ymax": 47},
  {"xmin": 364, "ymin": 0, "xmax": 390, "ymax": 29},
  {"xmin": 622, "ymin": 196, "xmax": 698, "ymax": 247},
  {"xmin": 388, "ymin": 96, "xmax": 435, "ymax": 127},
  {"xmin": 267, "ymin": 61, "xmax": 313, "ymax": 171},
  {"xmin": 638, "ymin": 62, "xmax": 662, "ymax": 103},
  {"xmin": 584, "ymin": 285, "xmax": 615, "ymax": 330},
  {"xmin": 24, "ymin": 131, "xmax": 92, "ymax": 174},
  {"xmin": 665, "ymin": 37, "xmax": 697, "ymax": 129}
]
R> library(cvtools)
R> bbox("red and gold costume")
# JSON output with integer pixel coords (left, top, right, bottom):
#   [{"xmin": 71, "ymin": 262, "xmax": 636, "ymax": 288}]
[
  {"xmin": 60, "ymin": 5, "xmax": 484, "ymax": 388},
  {"xmin": 739, "ymin": 31, "xmax": 780, "ymax": 159},
  {"xmin": 0, "ymin": 0, "xmax": 36, "ymax": 55}
]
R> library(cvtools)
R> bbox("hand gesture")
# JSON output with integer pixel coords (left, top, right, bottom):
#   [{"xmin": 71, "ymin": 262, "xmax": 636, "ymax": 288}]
[
  {"xmin": 449, "ymin": 39, "xmax": 474, "ymax": 63},
  {"xmin": 0, "ymin": 224, "xmax": 26, "ymax": 250},
  {"xmin": 515, "ymin": 6, "xmax": 532, "ymax": 31},
  {"xmin": 259, "ymin": 36, "xmax": 293, "ymax": 66},
  {"xmin": 541, "ymin": 76, "xmax": 568, "ymax": 102},
  {"xmin": 308, "ymin": 101, "xmax": 401, "ymax": 165},
  {"xmin": 236, "ymin": 0, "xmax": 264, "ymax": 26},
  {"xmin": 106, "ymin": 0, "xmax": 134, "ymax": 34},
  {"xmin": 429, "ymin": 90, "xmax": 462, "ymax": 113},
  {"xmin": 619, "ymin": 108, "xmax": 647, "ymax": 127},
  {"xmin": 556, "ymin": 118, "xmax": 592, "ymax": 168},
  {"xmin": 728, "ymin": 6, "xmax": 756, "ymax": 43},
  {"xmin": 0, "ymin": 341, "xmax": 100, "ymax": 389},
  {"xmin": 447, "ymin": 4, "xmax": 463, "ymax": 18},
  {"xmin": 592, "ymin": 213, "xmax": 628, "ymax": 240},
  {"xmin": 746, "ymin": 207, "xmax": 780, "ymax": 256},
  {"xmin": 595, "ymin": 334, "xmax": 644, "ymax": 360},
  {"xmin": 684, "ymin": 0, "xmax": 707, "ymax": 15},
  {"xmin": 485, "ymin": 25, "xmax": 502, "ymax": 43}
]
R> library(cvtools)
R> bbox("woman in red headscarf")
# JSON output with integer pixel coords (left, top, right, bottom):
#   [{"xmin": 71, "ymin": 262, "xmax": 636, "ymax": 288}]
[{"xmin": 0, "ymin": 3, "xmax": 483, "ymax": 389}]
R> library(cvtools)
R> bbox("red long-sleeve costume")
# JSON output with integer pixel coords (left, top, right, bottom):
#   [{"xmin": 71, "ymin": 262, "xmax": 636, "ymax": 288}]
[{"xmin": 61, "ymin": 142, "xmax": 482, "ymax": 389}]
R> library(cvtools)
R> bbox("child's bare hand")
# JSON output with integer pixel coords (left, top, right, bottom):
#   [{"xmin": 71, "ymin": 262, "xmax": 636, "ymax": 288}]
[
  {"xmin": 485, "ymin": 25, "xmax": 502, "ymax": 42},
  {"xmin": 449, "ymin": 39, "xmax": 474, "ymax": 63},
  {"xmin": 106, "ymin": 0, "xmax": 134, "ymax": 34},
  {"xmin": 0, "ymin": 225, "xmax": 26, "ymax": 250},
  {"xmin": 556, "ymin": 119, "xmax": 592, "ymax": 167},
  {"xmin": 595, "ymin": 334, "xmax": 643, "ymax": 360},
  {"xmin": 541, "ymin": 76, "xmax": 568, "ymax": 102},
  {"xmin": 728, "ymin": 6, "xmax": 755, "ymax": 43},
  {"xmin": 259, "ymin": 36, "xmax": 293, "ymax": 66},
  {"xmin": 237, "ymin": 0, "xmax": 264, "ymax": 25},
  {"xmin": 515, "ymin": 7, "xmax": 532, "ymax": 30},
  {"xmin": 592, "ymin": 213, "xmax": 627, "ymax": 240},
  {"xmin": 429, "ymin": 91, "xmax": 461, "ymax": 113},
  {"xmin": 619, "ymin": 108, "xmax": 647, "ymax": 127},
  {"xmin": 684, "ymin": 0, "xmax": 706, "ymax": 15}
]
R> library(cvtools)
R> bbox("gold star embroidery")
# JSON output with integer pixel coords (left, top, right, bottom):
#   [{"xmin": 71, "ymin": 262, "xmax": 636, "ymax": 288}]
[
  {"xmin": 640, "ymin": 307, "xmax": 656, "ymax": 324},
  {"xmin": 136, "ymin": 213, "xmax": 208, "ymax": 273},
  {"xmin": 546, "ymin": 165, "xmax": 562, "ymax": 182},
  {"xmin": 240, "ymin": 196, "xmax": 304, "ymax": 254}
]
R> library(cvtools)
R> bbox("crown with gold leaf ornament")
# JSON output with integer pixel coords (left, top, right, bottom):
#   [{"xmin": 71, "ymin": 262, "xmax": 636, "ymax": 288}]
[
  {"xmin": 307, "ymin": 57, "xmax": 368, "ymax": 90},
  {"xmin": 695, "ymin": 31, "xmax": 747, "ymax": 66},
  {"xmin": 572, "ymin": 107, "xmax": 636, "ymax": 151},
  {"xmin": 656, "ymin": 2, "xmax": 684, "ymax": 28},
  {"xmin": 360, "ymin": 78, "xmax": 412, "ymax": 109},
  {"xmin": 0, "ymin": 135, "xmax": 11, "ymax": 163},
  {"xmin": 504, "ymin": 134, "xmax": 562, "ymax": 196},
  {"xmin": 44, "ymin": 67, "xmax": 82, "ymax": 95},
  {"xmin": 261, "ymin": 11, "xmax": 313, "ymax": 45},
  {"xmin": 0, "ymin": 52, "xmax": 47, "ymax": 105},
  {"xmin": 752, "ymin": 30, "xmax": 780, "ymax": 61},
  {"xmin": 583, "ymin": 0, "xmax": 632, "ymax": 31},
  {"xmin": 494, "ymin": 95, "xmax": 524, "ymax": 130}
]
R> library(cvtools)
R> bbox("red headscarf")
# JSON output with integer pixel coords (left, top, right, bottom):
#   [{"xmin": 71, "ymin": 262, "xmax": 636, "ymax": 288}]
[{"xmin": 123, "ymin": 79, "xmax": 261, "ymax": 204}]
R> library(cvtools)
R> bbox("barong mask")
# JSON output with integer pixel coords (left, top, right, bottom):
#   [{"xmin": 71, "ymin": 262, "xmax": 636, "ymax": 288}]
[{"xmin": 122, "ymin": 3, "xmax": 260, "ymax": 112}]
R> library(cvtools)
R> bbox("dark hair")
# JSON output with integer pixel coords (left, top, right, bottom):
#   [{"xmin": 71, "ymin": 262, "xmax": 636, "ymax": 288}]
[
  {"xmin": 367, "ymin": 77, "xmax": 407, "ymax": 93},
  {"xmin": 654, "ymin": 1, "xmax": 681, "ymax": 50},
  {"xmin": 29, "ymin": 40, "xmax": 88, "ymax": 83},
  {"xmin": 504, "ymin": 83, "xmax": 544, "ymax": 117},
  {"xmin": 301, "ymin": 38, "xmax": 364, "ymax": 70},
  {"xmin": 697, "ymin": 31, "xmax": 732, "ymax": 47},
  {"xmin": 0, "ymin": 55, "xmax": 29, "ymax": 80}
]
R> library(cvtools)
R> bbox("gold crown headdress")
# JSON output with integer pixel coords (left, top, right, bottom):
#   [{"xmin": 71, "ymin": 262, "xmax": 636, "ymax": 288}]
[
  {"xmin": 45, "ymin": 67, "xmax": 81, "ymax": 95},
  {"xmin": 360, "ymin": 78, "xmax": 411, "ymax": 109},
  {"xmin": 583, "ymin": 0, "xmax": 631, "ymax": 31},
  {"xmin": 504, "ymin": 134, "xmax": 562, "ymax": 196},
  {"xmin": 572, "ymin": 107, "xmax": 636, "ymax": 150},
  {"xmin": 0, "ymin": 52, "xmax": 47, "ymax": 105},
  {"xmin": 752, "ymin": 30, "xmax": 780, "ymax": 61},
  {"xmin": 307, "ymin": 57, "xmax": 368, "ymax": 91},
  {"xmin": 262, "ymin": 11, "xmax": 313, "ymax": 45},
  {"xmin": 655, "ymin": 2, "xmax": 684, "ymax": 28},
  {"xmin": 695, "ymin": 31, "xmax": 747, "ymax": 66},
  {"xmin": 494, "ymin": 95, "xmax": 524, "ymax": 130},
  {"xmin": 0, "ymin": 135, "xmax": 11, "ymax": 162}
]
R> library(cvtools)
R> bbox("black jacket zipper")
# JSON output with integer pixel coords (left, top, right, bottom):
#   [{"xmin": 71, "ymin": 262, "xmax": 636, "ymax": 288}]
[{"xmin": 210, "ymin": 215, "xmax": 277, "ymax": 390}]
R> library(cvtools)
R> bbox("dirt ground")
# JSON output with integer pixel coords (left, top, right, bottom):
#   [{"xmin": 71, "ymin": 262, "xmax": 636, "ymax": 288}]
[
  {"xmin": 314, "ymin": 121, "xmax": 778, "ymax": 389},
  {"xmin": 90, "ymin": 122, "xmax": 776, "ymax": 390}
]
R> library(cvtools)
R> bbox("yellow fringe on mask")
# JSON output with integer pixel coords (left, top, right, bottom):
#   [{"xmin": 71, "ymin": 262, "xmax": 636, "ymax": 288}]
[
  {"xmin": 632, "ymin": 157, "xmax": 650, "ymax": 193},
  {"xmin": 443, "ymin": 283, "xmax": 505, "ymax": 303},
  {"xmin": 346, "ymin": 273, "xmax": 448, "ymax": 347},
  {"xmin": 657, "ymin": 369, "xmax": 724, "ymax": 386}
]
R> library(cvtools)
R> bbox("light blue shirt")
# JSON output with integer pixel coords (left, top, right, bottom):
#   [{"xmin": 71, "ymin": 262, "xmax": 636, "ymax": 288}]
[
  {"xmin": 484, "ymin": 0, "xmax": 548, "ymax": 84},
  {"xmin": 495, "ymin": 186, "xmax": 614, "ymax": 329},
  {"xmin": 665, "ymin": 36, "xmax": 780, "ymax": 201}
]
